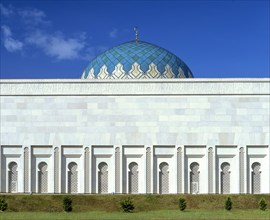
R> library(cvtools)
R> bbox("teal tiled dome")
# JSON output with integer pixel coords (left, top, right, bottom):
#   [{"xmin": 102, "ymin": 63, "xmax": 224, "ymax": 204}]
[{"xmin": 81, "ymin": 41, "xmax": 193, "ymax": 79}]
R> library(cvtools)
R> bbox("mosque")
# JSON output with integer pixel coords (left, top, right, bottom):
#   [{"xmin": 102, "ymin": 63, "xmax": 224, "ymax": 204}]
[{"xmin": 0, "ymin": 34, "xmax": 269, "ymax": 194}]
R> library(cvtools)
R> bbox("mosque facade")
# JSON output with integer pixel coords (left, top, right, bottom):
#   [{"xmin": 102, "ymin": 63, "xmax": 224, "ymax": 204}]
[{"xmin": 0, "ymin": 40, "xmax": 269, "ymax": 194}]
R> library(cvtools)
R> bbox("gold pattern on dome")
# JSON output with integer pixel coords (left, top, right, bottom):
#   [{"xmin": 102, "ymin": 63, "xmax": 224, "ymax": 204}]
[
  {"xmin": 129, "ymin": 62, "xmax": 143, "ymax": 78},
  {"xmin": 140, "ymin": 73, "xmax": 151, "ymax": 79},
  {"xmin": 112, "ymin": 63, "xmax": 125, "ymax": 79},
  {"xmin": 98, "ymin": 65, "xmax": 109, "ymax": 79},
  {"xmin": 83, "ymin": 62, "xmax": 190, "ymax": 80},
  {"xmin": 178, "ymin": 67, "xmax": 185, "ymax": 78},
  {"xmin": 147, "ymin": 63, "xmax": 159, "ymax": 78},
  {"xmin": 87, "ymin": 68, "xmax": 95, "ymax": 79},
  {"xmin": 164, "ymin": 64, "xmax": 174, "ymax": 78}
]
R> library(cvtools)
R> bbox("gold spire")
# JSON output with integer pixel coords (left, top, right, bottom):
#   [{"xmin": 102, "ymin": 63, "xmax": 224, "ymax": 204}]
[{"xmin": 134, "ymin": 26, "xmax": 139, "ymax": 42}]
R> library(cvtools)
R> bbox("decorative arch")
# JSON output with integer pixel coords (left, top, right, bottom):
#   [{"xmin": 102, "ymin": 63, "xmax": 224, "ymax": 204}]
[
  {"xmin": 8, "ymin": 162, "xmax": 18, "ymax": 193},
  {"xmin": 38, "ymin": 162, "xmax": 48, "ymax": 193},
  {"xmin": 128, "ymin": 162, "xmax": 138, "ymax": 194},
  {"xmin": 98, "ymin": 162, "xmax": 108, "ymax": 194},
  {"xmin": 190, "ymin": 162, "xmax": 200, "ymax": 194},
  {"xmin": 251, "ymin": 162, "xmax": 261, "ymax": 194},
  {"xmin": 68, "ymin": 162, "xmax": 78, "ymax": 193},
  {"xmin": 221, "ymin": 162, "xmax": 230, "ymax": 194},
  {"xmin": 159, "ymin": 162, "xmax": 169, "ymax": 194}
]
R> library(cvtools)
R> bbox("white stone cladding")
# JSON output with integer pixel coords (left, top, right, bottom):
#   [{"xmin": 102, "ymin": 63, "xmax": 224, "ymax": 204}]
[{"xmin": 0, "ymin": 78, "xmax": 269, "ymax": 194}]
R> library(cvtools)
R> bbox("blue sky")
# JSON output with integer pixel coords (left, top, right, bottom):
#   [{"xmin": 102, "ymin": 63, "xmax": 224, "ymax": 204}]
[{"xmin": 0, "ymin": 0, "xmax": 269, "ymax": 79}]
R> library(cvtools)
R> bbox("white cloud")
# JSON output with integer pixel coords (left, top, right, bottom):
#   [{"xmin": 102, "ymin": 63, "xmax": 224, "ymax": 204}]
[
  {"xmin": 26, "ymin": 31, "xmax": 86, "ymax": 60},
  {"xmin": 109, "ymin": 28, "xmax": 118, "ymax": 38},
  {"xmin": 18, "ymin": 8, "xmax": 50, "ymax": 26},
  {"xmin": 1, "ymin": 25, "xmax": 23, "ymax": 52},
  {"xmin": 0, "ymin": 3, "xmax": 14, "ymax": 16},
  {"xmin": 1, "ymin": 25, "xmax": 11, "ymax": 36},
  {"xmin": 1, "ymin": 3, "xmax": 106, "ymax": 61}
]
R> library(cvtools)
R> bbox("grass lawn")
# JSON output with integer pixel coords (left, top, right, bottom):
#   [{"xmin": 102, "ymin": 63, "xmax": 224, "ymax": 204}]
[
  {"xmin": 1, "ymin": 194, "xmax": 270, "ymax": 219},
  {"xmin": 0, "ymin": 209, "xmax": 270, "ymax": 220},
  {"xmin": 1, "ymin": 194, "xmax": 270, "ymax": 212}
]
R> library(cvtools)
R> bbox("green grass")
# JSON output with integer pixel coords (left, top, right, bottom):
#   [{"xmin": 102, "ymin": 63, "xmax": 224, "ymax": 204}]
[
  {"xmin": 0, "ymin": 194, "xmax": 269, "ymax": 219},
  {"xmin": 0, "ymin": 209, "xmax": 270, "ymax": 220},
  {"xmin": 1, "ymin": 194, "xmax": 270, "ymax": 212}
]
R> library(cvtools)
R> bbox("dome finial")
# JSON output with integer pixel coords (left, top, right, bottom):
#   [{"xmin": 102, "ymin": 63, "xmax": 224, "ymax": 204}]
[{"xmin": 134, "ymin": 26, "xmax": 139, "ymax": 42}]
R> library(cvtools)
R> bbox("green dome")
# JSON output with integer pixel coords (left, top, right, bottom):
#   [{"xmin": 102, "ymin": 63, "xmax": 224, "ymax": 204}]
[{"xmin": 81, "ymin": 41, "xmax": 193, "ymax": 79}]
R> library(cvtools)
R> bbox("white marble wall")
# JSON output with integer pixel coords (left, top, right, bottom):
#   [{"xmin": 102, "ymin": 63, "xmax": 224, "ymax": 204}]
[
  {"xmin": 0, "ymin": 95, "xmax": 268, "ymax": 146},
  {"xmin": 0, "ymin": 79, "xmax": 269, "ymax": 194}
]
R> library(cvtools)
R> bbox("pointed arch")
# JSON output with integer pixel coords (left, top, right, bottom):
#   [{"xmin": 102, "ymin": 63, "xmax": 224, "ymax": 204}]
[
  {"xmin": 159, "ymin": 162, "xmax": 169, "ymax": 194},
  {"xmin": 252, "ymin": 162, "xmax": 261, "ymax": 194},
  {"xmin": 128, "ymin": 162, "xmax": 138, "ymax": 194},
  {"xmin": 8, "ymin": 162, "xmax": 18, "ymax": 193},
  {"xmin": 68, "ymin": 162, "xmax": 78, "ymax": 193},
  {"xmin": 38, "ymin": 162, "xmax": 48, "ymax": 193},
  {"xmin": 221, "ymin": 162, "xmax": 230, "ymax": 194},
  {"xmin": 98, "ymin": 162, "xmax": 108, "ymax": 194},
  {"xmin": 190, "ymin": 162, "xmax": 200, "ymax": 194}
]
